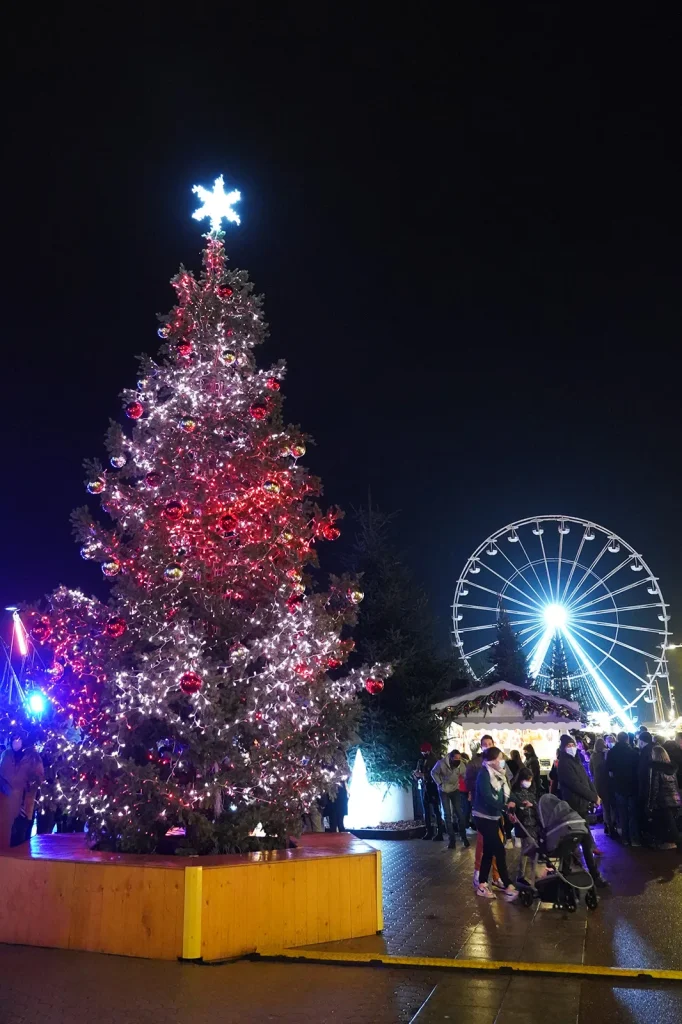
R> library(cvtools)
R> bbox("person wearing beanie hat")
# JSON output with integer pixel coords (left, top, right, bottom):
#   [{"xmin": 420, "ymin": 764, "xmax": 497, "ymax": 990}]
[{"xmin": 557, "ymin": 733, "xmax": 607, "ymax": 887}]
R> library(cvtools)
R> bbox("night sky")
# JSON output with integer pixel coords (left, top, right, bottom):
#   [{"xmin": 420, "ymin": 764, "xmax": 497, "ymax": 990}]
[{"xmin": 4, "ymin": 10, "xmax": 682, "ymax": 698}]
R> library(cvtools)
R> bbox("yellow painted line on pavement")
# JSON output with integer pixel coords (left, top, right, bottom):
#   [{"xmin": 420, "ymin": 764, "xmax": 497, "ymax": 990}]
[{"xmin": 254, "ymin": 947, "xmax": 682, "ymax": 982}]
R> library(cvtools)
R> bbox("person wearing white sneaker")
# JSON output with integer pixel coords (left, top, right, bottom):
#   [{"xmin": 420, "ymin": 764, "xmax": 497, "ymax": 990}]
[{"xmin": 472, "ymin": 746, "xmax": 519, "ymax": 903}]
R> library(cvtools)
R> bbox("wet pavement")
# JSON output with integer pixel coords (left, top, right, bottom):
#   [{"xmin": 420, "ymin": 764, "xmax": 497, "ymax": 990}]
[
  {"xmin": 2, "ymin": 825, "xmax": 682, "ymax": 1022},
  {"xmin": 303, "ymin": 825, "xmax": 682, "ymax": 970}
]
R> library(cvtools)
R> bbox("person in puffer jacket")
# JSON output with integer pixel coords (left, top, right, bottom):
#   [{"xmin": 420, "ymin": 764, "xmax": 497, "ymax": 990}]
[
  {"xmin": 647, "ymin": 745, "xmax": 682, "ymax": 849},
  {"xmin": 431, "ymin": 750, "xmax": 470, "ymax": 850}
]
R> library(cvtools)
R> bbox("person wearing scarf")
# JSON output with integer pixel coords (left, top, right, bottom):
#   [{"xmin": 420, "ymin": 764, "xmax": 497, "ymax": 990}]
[{"xmin": 472, "ymin": 746, "xmax": 518, "ymax": 901}]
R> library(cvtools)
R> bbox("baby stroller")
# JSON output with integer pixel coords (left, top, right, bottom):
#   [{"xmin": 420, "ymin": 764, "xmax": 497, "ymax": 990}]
[{"xmin": 514, "ymin": 793, "xmax": 599, "ymax": 911}]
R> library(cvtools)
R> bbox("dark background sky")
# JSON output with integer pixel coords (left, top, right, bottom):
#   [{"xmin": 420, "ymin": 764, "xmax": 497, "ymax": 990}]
[{"xmin": 3, "ymin": 8, "xmax": 682, "ymax": 689}]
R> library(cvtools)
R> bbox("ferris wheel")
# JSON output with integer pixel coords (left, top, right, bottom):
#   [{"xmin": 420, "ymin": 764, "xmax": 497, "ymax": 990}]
[{"xmin": 452, "ymin": 516, "xmax": 672, "ymax": 727}]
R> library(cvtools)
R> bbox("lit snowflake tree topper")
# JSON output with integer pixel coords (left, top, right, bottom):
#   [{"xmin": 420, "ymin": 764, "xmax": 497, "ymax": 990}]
[{"xmin": 191, "ymin": 174, "xmax": 241, "ymax": 233}]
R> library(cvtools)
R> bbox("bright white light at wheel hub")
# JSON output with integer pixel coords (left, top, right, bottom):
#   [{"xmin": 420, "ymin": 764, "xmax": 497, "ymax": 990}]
[{"xmin": 543, "ymin": 603, "xmax": 568, "ymax": 629}]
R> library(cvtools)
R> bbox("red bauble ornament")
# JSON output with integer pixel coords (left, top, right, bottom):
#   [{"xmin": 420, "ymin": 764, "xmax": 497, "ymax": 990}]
[
  {"xmin": 31, "ymin": 617, "xmax": 52, "ymax": 643},
  {"xmin": 321, "ymin": 523, "xmax": 341, "ymax": 541},
  {"xmin": 365, "ymin": 677, "xmax": 385, "ymax": 695},
  {"xmin": 250, "ymin": 403, "xmax": 268, "ymax": 421},
  {"xmin": 179, "ymin": 671, "xmax": 202, "ymax": 695},
  {"xmin": 176, "ymin": 340, "xmax": 192, "ymax": 357},
  {"xmin": 266, "ymin": 378, "xmax": 280, "ymax": 391},
  {"xmin": 220, "ymin": 513, "xmax": 237, "ymax": 533},
  {"xmin": 125, "ymin": 401, "xmax": 144, "ymax": 420},
  {"xmin": 327, "ymin": 657, "xmax": 342, "ymax": 670},
  {"xmin": 145, "ymin": 471, "xmax": 162, "ymax": 487},
  {"xmin": 164, "ymin": 501, "xmax": 184, "ymax": 522},
  {"xmin": 105, "ymin": 617, "xmax": 127, "ymax": 638},
  {"xmin": 218, "ymin": 286, "xmax": 233, "ymax": 297}
]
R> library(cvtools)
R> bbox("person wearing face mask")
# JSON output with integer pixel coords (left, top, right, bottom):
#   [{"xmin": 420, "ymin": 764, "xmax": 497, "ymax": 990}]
[
  {"xmin": 511, "ymin": 766, "xmax": 539, "ymax": 886},
  {"xmin": 466, "ymin": 735, "xmax": 502, "ymax": 889},
  {"xmin": 0, "ymin": 728, "xmax": 45, "ymax": 850},
  {"xmin": 431, "ymin": 749, "xmax": 470, "ymax": 849},
  {"xmin": 472, "ymin": 747, "xmax": 518, "ymax": 901},
  {"xmin": 557, "ymin": 734, "xmax": 607, "ymax": 887}
]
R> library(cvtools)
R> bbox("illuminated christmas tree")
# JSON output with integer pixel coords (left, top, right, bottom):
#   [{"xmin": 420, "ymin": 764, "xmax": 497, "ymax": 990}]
[
  {"xmin": 31, "ymin": 179, "xmax": 386, "ymax": 853},
  {"xmin": 546, "ymin": 632, "xmax": 588, "ymax": 716}
]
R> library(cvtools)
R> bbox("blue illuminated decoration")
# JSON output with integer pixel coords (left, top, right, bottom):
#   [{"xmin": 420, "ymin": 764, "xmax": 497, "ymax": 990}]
[
  {"xmin": 26, "ymin": 690, "xmax": 49, "ymax": 717},
  {"xmin": 191, "ymin": 175, "xmax": 241, "ymax": 233}
]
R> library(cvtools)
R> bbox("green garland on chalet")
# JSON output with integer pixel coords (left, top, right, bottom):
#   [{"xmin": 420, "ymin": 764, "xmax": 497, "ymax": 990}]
[{"xmin": 438, "ymin": 688, "xmax": 580, "ymax": 723}]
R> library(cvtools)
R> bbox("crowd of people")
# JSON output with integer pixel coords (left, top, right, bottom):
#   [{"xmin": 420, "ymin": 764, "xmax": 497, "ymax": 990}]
[{"xmin": 415, "ymin": 726, "xmax": 682, "ymax": 903}]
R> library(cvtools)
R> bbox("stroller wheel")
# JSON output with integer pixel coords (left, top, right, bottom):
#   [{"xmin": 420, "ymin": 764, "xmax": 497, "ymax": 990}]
[
  {"xmin": 519, "ymin": 888, "xmax": 534, "ymax": 907},
  {"xmin": 585, "ymin": 888, "xmax": 599, "ymax": 911}
]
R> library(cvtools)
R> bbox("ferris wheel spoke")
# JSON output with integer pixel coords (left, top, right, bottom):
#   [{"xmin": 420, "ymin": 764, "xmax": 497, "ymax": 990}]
[
  {"xmin": 527, "ymin": 625, "xmax": 554, "ymax": 677},
  {"xmin": 462, "ymin": 640, "xmax": 496, "ymax": 659},
  {"xmin": 517, "ymin": 623, "xmax": 547, "ymax": 643},
  {"xmin": 566, "ymin": 553, "xmax": 636, "ymax": 610},
  {"xmin": 560, "ymin": 530, "xmax": 588, "ymax": 604},
  {"xmin": 457, "ymin": 580, "xmax": 541, "ymax": 614},
  {"xmin": 569, "ymin": 576, "xmax": 656, "ymax": 612},
  {"xmin": 562, "ymin": 629, "xmax": 632, "ymax": 706},
  {"xmin": 457, "ymin": 622, "xmax": 509, "ymax": 634},
  {"xmin": 537, "ymin": 531, "xmax": 555, "ymax": 601},
  {"xmin": 515, "ymin": 534, "xmax": 552, "ymax": 604},
  {"xmin": 566, "ymin": 624, "xmax": 657, "ymax": 692},
  {"xmin": 566, "ymin": 622, "xmax": 663, "ymax": 663},
  {"xmin": 495, "ymin": 543, "xmax": 549, "ymax": 607},
  {"xmin": 476, "ymin": 563, "xmax": 545, "ymax": 609},
  {"xmin": 563, "ymin": 539, "xmax": 611, "ymax": 609},
  {"xmin": 569, "ymin": 619, "xmax": 666, "ymax": 635},
  {"xmin": 572, "ymin": 602, "xmax": 666, "ymax": 617},
  {"xmin": 456, "ymin": 603, "xmax": 536, "ymax": 616},
  {"xmin": 556, "ymin": 530, "xmax": 565, "ymax": 601}
]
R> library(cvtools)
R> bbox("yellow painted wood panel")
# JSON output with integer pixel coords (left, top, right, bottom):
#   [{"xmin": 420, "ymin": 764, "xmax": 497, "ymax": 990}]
[
  {"xmin": 349, "ymin": 853, "xmax": 375, "ymax": 937},
  {"xmin": 292, "ymin": 862, "xmax": 309, "ymax": 948},
  {"xmin": 304, "ymin": 857, "xmax": 320, "ymax": 946},
  {"xmin": 0, "ymin": 846, "xmax": 378, "ymax": 963},
  {"xmin": 0, "ymin": 859, "xmax": 75, "ymax": 949}
]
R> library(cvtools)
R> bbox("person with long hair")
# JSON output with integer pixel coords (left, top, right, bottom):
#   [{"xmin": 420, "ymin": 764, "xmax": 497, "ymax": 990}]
[
  {"xmin": 472, "ymin": 747, "xmax": 518, "ymax": 901},
  {"xmin": 647, "ymin": 745, "xmax": 682, "ymax": 850}
]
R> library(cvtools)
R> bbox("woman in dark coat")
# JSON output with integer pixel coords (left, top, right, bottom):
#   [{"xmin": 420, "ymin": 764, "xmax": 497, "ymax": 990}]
[{"xmin": 647, "ymin": 746, "xmax": 682, "ymax": 849}]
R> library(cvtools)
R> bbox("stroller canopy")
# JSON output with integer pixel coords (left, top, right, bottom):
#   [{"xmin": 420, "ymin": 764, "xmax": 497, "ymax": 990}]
[{"xmin": 537, "ymin": 793, "xmax": 589, "ymax": 852}]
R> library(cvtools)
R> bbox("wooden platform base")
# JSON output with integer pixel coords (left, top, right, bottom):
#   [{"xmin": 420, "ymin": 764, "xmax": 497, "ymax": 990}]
[{"xmin": 0, "ymin": 832, "xmax": 382, "ymax": 962}]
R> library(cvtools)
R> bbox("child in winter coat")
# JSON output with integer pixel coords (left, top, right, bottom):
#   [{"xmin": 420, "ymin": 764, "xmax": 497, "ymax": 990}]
[{"xmin": 511, "ymin": 766, "xmax": 540, "ymax": 887}]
